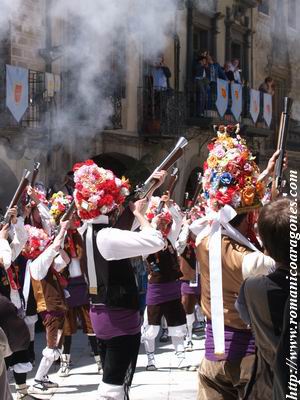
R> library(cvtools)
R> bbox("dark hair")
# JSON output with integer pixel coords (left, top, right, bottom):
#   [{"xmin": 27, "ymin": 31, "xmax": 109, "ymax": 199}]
[
  {"xmin": 265, "ymin": 76, "xmax": 273, "ymax": 84},
  {"xmin": 198, "ymin": 55, "xmax": 207, "ymax": 62},
  {"xmin": 229, "ymin": 212, "xmax": 248, "ymax": 228},
  {"xmin": 258, "ymin": 198, "xmax": 299, "ymax": 265}
]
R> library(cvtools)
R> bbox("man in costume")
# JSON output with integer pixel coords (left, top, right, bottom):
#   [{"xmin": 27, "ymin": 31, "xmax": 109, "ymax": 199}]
[
  {"xmin": 73, "ymin": 159, "xmax": 167, "ymax": 400},
  {"xmin": 27, "ymin": 220, "xmax": 70, "ymax": 395},
  {"xmin": 48, "ymin": 192, "xmax": 101, "ymax": 377},
  {"xmin": 190, "ymin": 124, "xmax": 281, "ymax": 400},
  {"xmin": 141, "ymin": 194, "xmax": 186, "ymax": 370},
  {"xmin": 0, "ymin": 207, "xmax": 33, "ymax": 400},
  {"xmin": 176, "ymin": 203, "xmax": 206, "ymax": 351},
  {"xmin": 236, "ymin": 197, "xmax": 300, "ymax": 400}
]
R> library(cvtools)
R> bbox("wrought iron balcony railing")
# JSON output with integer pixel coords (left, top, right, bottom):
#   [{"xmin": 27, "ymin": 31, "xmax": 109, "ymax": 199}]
[{"xmin": 138, "ymin": 87, "xmax": 186, "ymax": 137}]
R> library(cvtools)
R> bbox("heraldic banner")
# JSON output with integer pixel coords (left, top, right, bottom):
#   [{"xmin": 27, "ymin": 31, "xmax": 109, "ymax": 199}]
[
  {"xmin": 6, "ymin": 65, "xmax": 29, "ymax": 122},
  {"xmin": 250, "ymin": 89, "xmax": 260, "ymax": 123},
  {"xmin": 263, "ymin": 93, "xmax": 272, "ymax": 127},
  {"xmin": 231, "ymin": 83, "xmax": 242, "ymax": 121},
  {"xmin": 216, "ymin": 78, "xmax": 228, "ymax": 118}
]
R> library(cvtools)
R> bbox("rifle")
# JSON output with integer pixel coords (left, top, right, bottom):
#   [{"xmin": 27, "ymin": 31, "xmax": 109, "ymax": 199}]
[
  {"xmin": 271, "ymin": 97, "xmax": 293, "ymax": 199},
  {"xmin": 114, "ymin": 136, "xmax": 188, "ymax": 230},
  {"xmin": 157, "ymin": 167, "xmax": 179, "ymax": 214},
  {"xmin": 26, "ymin": 161, "xmax": 40, "ymax": 204},
  {"xmin": 190, "ymin": 172, "xmax": 203, "ymax": 208},
  {"xmin": 3, "ymin": 169, "xmax": 31, "ymax": 224},
  {"xmin": 60, "ymin": 200, "xmax": 76, "ymax": 223}
]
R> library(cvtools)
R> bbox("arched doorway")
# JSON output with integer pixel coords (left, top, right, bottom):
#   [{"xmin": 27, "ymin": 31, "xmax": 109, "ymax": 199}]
[{"xmin": 92, "ymin": 152, "xmax": 151, "ymax": 189}]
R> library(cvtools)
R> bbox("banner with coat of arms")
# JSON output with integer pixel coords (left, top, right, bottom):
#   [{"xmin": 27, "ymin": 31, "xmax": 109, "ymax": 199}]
[
  {"xmin": 263, "ymin": 93, "xmax": 272, "ymax": 127},
  {"xmin": 230, "ymin": 83, "xmax": 242, "ymax": 121},
  {"xmin": 6, "ymin": 65, "xmax": 29, "ymax": 122},
  {"xmin": 216, "ymin": 79, "xmax": 229, "ymax": 118},
  {"xmin": 250, "ymin": 89, "xmax": 260, "ymax": 123}
]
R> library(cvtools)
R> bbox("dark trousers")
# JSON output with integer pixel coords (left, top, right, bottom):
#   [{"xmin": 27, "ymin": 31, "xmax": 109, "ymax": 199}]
[{"xmin": 98, "ymin": 333, "xmax": 141, "ymax": 395}]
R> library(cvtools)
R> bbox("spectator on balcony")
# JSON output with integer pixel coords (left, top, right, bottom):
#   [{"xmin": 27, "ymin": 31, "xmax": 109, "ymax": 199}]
[
  {"xmin": 194, "ymin": 55, "xmax": 209, "ymax": 116},
  {"xmin": 231, "ymin": 58, "xmax": 243, "ymax": 84},
  {"xmin": 151, "ymin": 56, "xmax": 171, "ymax": 91},
  {"xmin": 207, "ymin": 54, "xmax": 227, "ymax": 109},
  {"xmin": 207, "ymin": 54, "xmax": 227, "ymax": 83},
  {"xmin": 259, "ymin": 76, "xmax": 275, "ymax": 96},
  {"xmin": 224, "ymin": 62, "xmax": 235, "ymax": 83}
]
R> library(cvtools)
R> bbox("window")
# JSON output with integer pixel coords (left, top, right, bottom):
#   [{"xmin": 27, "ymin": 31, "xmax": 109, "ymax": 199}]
[
  {"xmin": 258, "ymin": 0, "xmax": 269, "ymax": 15},
  {"xmin": 288, "ymin": 0, "xmax": 297, "ymax": 29},
  {"xmin": 193, "ymin": 28, "xmax": 209, "ymax": 59}
]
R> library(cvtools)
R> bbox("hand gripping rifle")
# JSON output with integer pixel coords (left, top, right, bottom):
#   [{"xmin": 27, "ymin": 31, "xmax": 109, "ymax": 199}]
[
  {"xmin": 114, "ymin": 136, "xmax": 188, "ymax": 230},
  {"xmin": 3, "ymin": 169, "xmax": 31, "ymax": 224},
  {"xmin": 271, "ymin": 97, "xmax": 293, "ymax": 199},
  {"xmin": 156, "ymin": 167, "xmax": 179, "ymax": 214}
]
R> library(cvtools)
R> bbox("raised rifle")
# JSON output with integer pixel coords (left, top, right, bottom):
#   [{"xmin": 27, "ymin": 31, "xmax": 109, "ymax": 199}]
[
  {"xmin": 3, "ymin": 169, "xmax": 31, "ymax": 224},
  {"xmin": 156, "ymin": 167, "xmax": 179, "ymax": 214},
  {"xmin": 114, "ymin": 136, "xmax": 188, "ymax": 229},
  {"xmin": 26, "ymin": 161, "xmax": 40, "ymax": 204},
  {"xmin": 271, "ymin": 97, "xmax": 293, "ymax": 199},
  {"xmin": 60, "ymin": 200, "xmax": 76, "ymax": 223},
  {"xmin": 190, "ymin": 172, "xmax": 203, "ymax": 208}
]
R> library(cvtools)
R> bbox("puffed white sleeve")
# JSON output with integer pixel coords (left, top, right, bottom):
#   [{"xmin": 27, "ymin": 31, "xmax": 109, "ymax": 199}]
[
  {"xmin": 167, "ymin": 205, "xmax": 183, "ymax": 248},
  {"xmin": 0, "ymin": 239, "xmax": 12, "ymax": 270},
  {"xmin": 96, "ymin": 226, "xmax": 165, "ymax": 261},
  {"xmin": 242, "ymin": 252, "xmax": 276, "ymax": 279},
  {"xmin": 37, "ymin": 203, "xmax": 53, "ymax": 236},
  {"xmin": 29, "ymin": 244, "xmax": 59, "ymax": 281},
  {"xmin": 175, "ymin": 224, "xmax": 190, "ymax": 255},
  {"xmin": 10, "ymin": 217, "xmax": 28, "ymax": 261},
  {"xmin": 52, "ymin": 249, "xmax": 70, "ymax": 272}
]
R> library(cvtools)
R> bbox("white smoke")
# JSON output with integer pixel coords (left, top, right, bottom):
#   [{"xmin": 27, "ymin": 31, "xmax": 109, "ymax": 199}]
[{"xmin": 47, "ymin": 0, "xmax": 178, "ymax": 135}]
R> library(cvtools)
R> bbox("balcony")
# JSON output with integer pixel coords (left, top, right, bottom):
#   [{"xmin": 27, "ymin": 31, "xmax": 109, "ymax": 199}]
[
  {"xmin": 187, "ymin": 84, "xmax": 273, "ymax": 136},
  {"xmin": 138, "ymin": 87, "xmax": 186, "ymax": 137},
  {"xmin": 138, "ymin": 83, "xmax": 275, "ymax": 138},
  {"xmin": 0, "ymin": 66, "xmax": 59, "ymax": 134}
]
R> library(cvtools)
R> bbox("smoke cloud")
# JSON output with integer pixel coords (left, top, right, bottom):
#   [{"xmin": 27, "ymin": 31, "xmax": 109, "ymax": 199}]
[{"xmin": 48, "ymin": 0, "xmax": 179, "ymax": 138}]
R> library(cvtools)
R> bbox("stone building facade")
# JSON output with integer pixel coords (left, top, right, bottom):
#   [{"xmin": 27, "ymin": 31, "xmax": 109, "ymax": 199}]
[{"xmin": 0, "ymin": 0, "xmax": 299, "ymax": 208}]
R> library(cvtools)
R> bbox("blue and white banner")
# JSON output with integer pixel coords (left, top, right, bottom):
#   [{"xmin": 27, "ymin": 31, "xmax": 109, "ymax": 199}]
[
  {"xmin": 263, "ymin": 93, "xmax": 272, "ymax": 127},
  {"xmin": 231, "ymin": 83, "xmax": 242, "ymax": 121},
  {"xmin": 6, "ymin": 65, "xmax": 28, "ymax": 122},
  {"xmin": 250, "ymin": 89, "xmax": 260, "ymax": 123},
  {"xmin": 216, "ymin": 79, "xmax": 228, "ymax": 118}
]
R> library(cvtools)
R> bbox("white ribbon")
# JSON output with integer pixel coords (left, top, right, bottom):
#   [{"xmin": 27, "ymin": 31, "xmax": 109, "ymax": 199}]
[
  {"xmin": 78, "ymin": 215, "xmax": 109, "ymax": 294},
  {"xmin": 22, "ymin": 260, "xmax": 32, "ymax": 311},
  {"xmin": 190, "ymin": 205, "xmax": 260, "ymax": 355}
]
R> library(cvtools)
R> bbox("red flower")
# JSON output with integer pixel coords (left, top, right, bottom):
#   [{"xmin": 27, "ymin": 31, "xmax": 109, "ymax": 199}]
[
  {"xmin": 207, "ymin": 143, "xmax": 214, "ymax": 151},
  {"xmin": 215, "ymin": 187, "xmax": 236, "ymax": 205},
  {"xmin": 73, "ymin": 159, "xmax": 95, "ymax": 171}
]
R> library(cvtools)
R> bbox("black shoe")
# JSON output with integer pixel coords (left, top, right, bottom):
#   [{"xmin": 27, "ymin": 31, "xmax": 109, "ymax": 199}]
[{"xmin": 159, "ymin": 328, "xmax": 170, "ymax": 343}]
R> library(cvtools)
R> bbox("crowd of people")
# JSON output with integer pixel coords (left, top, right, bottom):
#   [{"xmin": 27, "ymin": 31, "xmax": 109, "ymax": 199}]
[
  {"xmin": 0, "ymin": 123, "xmax": 298, "ymax": 400},
  {"xmin": 193, "ymin": 51, "xmax": 276, "ymax": 117}
]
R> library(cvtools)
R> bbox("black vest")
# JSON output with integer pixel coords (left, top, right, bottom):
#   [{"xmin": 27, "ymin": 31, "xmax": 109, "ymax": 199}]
[
  {"xmin": 83, "ymin": 223, "xmax": 139, "ymax": 310},
  {"xmin": 146, "ymin": 240, "xmax": 182, "ymax": 284}
]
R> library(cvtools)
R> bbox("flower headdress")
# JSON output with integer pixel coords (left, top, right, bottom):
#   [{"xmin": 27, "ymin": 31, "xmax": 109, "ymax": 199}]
[
  {"xmin": 21, "ymin": 188, "xmax": 48, "ymax": 208},
  {"xmin": 49, "ymin": 191, "xmax": 73, "ymax": 224},
  {"xmin": 202, "ymin": 124, "xmax": 265, "ymax": 213},
  {"xmin": 22, "ymin": 225, "xmax": 51, "ymax": 260},
  {"xmin": 72, "ymin": 160, "xmax": 130, "ymax": 220},
  {"xmin": 146, "ymin": 196, "xmax": 173, "ymax": 238}
]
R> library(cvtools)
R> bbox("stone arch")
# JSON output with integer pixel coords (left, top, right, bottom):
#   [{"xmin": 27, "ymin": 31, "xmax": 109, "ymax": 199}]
[
  {"xmin": 0, "ymin": 160, "xmax": 18, "ymax": 213},
  {"xmin": 92, "ymin": 152, "xmax": 151, "ymax": 188}
]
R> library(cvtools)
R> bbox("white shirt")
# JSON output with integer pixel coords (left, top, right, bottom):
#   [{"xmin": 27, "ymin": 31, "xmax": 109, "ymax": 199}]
[
  {"xmin": 96, "ymin": 226, "xmax": 165, "ymax": 261},
  {"xmin": 9, "ymin": 217, "xmax": 28, "ymax": 262},
  {"xmin": 29, "ymin": 245, "xmax": 69, "ymax": 281}
]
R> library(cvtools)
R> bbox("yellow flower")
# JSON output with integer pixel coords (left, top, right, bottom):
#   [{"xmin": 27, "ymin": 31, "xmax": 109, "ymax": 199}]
[
  {"xmin": 242, "ymin": 186, "xmax": 255, "ymax": 206},
  {"xmin": 207, "ymin": 155, "xmax": 218, "ymax": 168}
]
